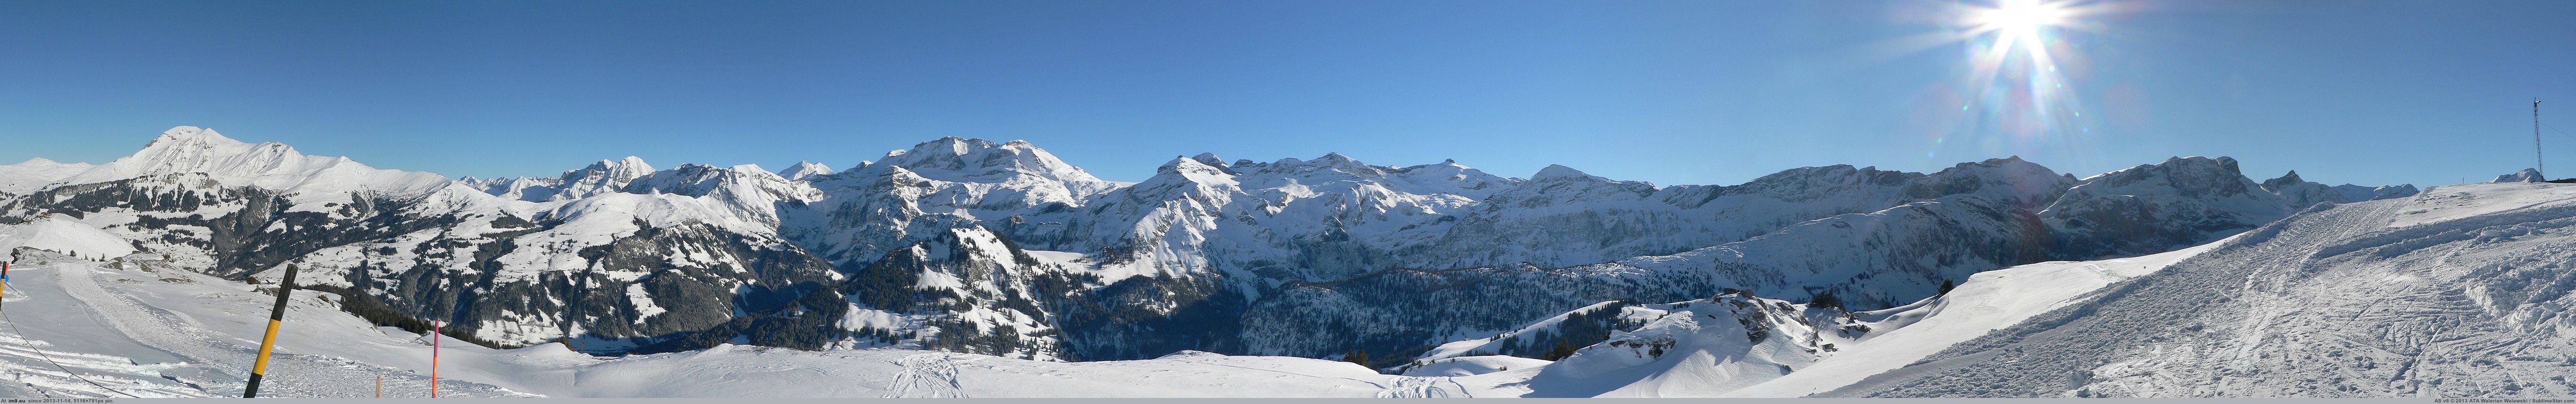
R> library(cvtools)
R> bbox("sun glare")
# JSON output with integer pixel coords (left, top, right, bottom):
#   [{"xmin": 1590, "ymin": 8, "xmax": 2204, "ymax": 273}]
[
  {"xmin": 1925, "ymin": 0, "xmax": 2108, "ymax": 161},
  {"xmin": 1979, "ymin": 0, "xmax": 2065, "ymax": 39}
]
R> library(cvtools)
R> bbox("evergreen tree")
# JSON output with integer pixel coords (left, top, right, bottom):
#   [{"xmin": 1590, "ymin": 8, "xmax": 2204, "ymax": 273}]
[
  {"xmin": 1810, "ymin": 290, "xmax": 1844, "ymax": 310},
  {"xmin": 1543, "ymin": 338, "xmax": 1581, "ymax": 361},
  {"xmin": 1344, "ymin": 349, "xmax": 1371, "ymax": 367},
  {"xmin": 1938, "ymin": 279, "xmax": 1957, "ymax": 295}
]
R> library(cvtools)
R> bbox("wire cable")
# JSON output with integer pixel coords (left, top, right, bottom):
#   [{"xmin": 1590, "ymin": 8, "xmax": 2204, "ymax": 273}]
[
  {"xmin": 0, "ymin": 270, "xmax": 150, "ymax": 398},
  {"xmin": 2544, "ymin": 120, "xmax": 2576, "ymax": 141}
]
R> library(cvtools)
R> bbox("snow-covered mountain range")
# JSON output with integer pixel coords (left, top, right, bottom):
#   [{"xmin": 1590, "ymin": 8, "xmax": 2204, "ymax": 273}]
[
  {"xmin": 0, "ymin": 126, "xmax": 2421, "ymax": 367},
  {"xmin": 15, "ymin": 125, "xmax": 2576, "ymax": 398}
]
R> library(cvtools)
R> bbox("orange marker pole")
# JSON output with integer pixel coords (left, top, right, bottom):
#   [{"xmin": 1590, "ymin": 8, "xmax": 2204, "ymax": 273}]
[{"xmin": 432, "ymin": 319, "xmax": 441, "ymax": 398}]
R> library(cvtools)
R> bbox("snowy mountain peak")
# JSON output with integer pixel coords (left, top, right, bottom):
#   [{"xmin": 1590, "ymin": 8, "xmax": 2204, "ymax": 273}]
[
  {"xmin": 1157, "ymin": 155, "xmax": 1232, "ymax": 177},
  {"xmin": 0, "ymin": 157, "xmax": 98, "ymax": 194},
  {"xmin": 2075, "ymin": 156, "xmax": 2264, "ymax": 199},
  {"xmin": 47, "ymin": 126, "xmax": 451, "ymax": 210},
  {"xmin": 2044, "ymin": 155, "xmax": 2289, "ymax": 259},
  {"xmin": 561, "ymin": 156, "xmax": 657, "ymax": 183},
  {"xmin": 106, "ymin": 125, "xmax": 261, "ymax": 176},
  {"xmin": 2260, "ymin": 170, "xmax": 2305, "ymax": 192},
  {"xmin": 531, "ymin": 156, "xmax": 661, "ymax": 201},
  {"xmin": 1531, "ymin": 164, "xmax": 1596, "ymax": 181},
  {"xmin": 778, "ymin": 160, "xmax": 834, "ymax": 181},
  {"xmin": 2494, "ymin": 168, "xmax": 2544, "ymax": 183},
  {"xmin": 1188, "ymin": 153, "xmax": 1233, "ymax": 172},
  {"xmin": 1906, "ymin": 156, "xmax": 2070, "ymax": 208},
  {"xmin": 1390, "ymin": 159, "xmax": 1513, "ymax": 196},
  {"xmin": 872, "ymin": 137, "xmax": 1102, "ymax": 184},
  {"xmin": 1190, "ymin": 152, "xmax": 1225, "ymax": 163},
  {"xmin": 151, "ymin": 125, "xmax": 235, "ymax": 143},
  {"xmin": 13, "ymin": 157, "xmax": 69, "ymax": 166},
  {"xmin": 2207, "ymin": 155, "xmax": 2241, "ymax": 171}
]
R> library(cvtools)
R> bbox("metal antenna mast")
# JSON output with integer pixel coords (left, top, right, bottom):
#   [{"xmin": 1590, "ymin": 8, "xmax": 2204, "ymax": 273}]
[{"xmin": 2539, "ymin": 98, "xmax": 2546, "ymax": 180}]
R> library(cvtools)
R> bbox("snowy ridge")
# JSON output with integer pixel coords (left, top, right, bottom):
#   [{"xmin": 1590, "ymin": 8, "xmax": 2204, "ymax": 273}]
[
  {"xmin": 0, "ymin": 158, "xmax": 94, "ymax": 195},
  {"xmin": 2494, "ymin": 168, "xmax": 2545, "ymax": 183},
  {"xmin": 48, "ymin": 126, "xmax": 450, "ymax": 211},
  {"xmin": 0, "ymin": 216, "xmax": 136, "ymax": 260},
  {"xmin": 777, "ymin": 160, "xmax": 834, "ymax": 181},
  {"xmin": 1404, "ymin": 293, "xmax": 1859, "ymax": 397}
]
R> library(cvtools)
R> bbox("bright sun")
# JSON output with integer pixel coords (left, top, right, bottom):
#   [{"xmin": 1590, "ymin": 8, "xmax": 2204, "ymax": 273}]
[
  {"xmin": 1944, "ymin": 0, "xmax": 2099, "ymax": 146},
  {"xmin": 1977, "ymin": 0, "xmax": 2066, "ymax": 40}
]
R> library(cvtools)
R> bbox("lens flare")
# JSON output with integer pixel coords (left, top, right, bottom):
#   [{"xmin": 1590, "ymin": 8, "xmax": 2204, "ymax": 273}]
[
  {"xmin": 1931, "ymin": 0, "xmax": 2114, "ymax": 163},
  {"xmin": 1979, "ymin": 0, "xmax": 2066, "ymax": 42}
]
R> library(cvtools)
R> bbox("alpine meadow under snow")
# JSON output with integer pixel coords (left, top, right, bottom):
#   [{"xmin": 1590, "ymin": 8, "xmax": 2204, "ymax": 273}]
[{"xmin": 8, "ymin": 125, "xmax": 2573, "ymax": 397}]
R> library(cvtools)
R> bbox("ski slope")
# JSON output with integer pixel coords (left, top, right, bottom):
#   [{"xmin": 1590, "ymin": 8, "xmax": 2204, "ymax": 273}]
[
  {"xmin": 1837, "ymin": 182, "xmax": 2576, "ymax": 397},
  {"xmin": 1725, "ymin": 241, "xmax": 2219, "ymax": 397},
  {"xmin": 0, "ymin": 229, "xmax": 1415, "ymax": 397}
]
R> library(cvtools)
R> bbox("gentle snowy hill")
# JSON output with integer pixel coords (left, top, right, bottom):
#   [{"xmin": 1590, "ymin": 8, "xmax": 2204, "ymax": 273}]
[
  {"xmin": 0, "ymin": 158, "xmax": 93, "ymax": 195},
  {"xmin": 0, "ymin": 216, "xmax": 137, "ymax": 259}
]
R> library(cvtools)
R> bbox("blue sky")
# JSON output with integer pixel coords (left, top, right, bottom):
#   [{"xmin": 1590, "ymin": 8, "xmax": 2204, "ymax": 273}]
[{"xmin": 3, "ymin": 1, "xmax": 2571, "ymax": 188}]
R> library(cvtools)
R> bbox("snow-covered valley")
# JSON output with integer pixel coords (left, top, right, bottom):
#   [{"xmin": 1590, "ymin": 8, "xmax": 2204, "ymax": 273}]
[{"xmin": 7, "ymin": 126, "xmax": 2567, "ymax": 397}]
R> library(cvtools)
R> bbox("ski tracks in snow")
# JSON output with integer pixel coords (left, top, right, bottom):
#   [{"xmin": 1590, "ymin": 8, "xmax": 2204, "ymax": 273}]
[
  {"xmin": 887, "ymin": 353, "xmax": 975, "ymax": 397},
  {"xmin": 0, "ymin": 333, "xmax": 198, "ymax": 397},
  {"xmin": 1373, "ymin": 376, "xmax": 1467, "ymax": 397},
  {"xmin": 44, "ymin": 262, "xmax": 524, "ymax": 397}
]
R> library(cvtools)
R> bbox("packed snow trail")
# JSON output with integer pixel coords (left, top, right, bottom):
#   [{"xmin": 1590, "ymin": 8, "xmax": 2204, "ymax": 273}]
[
  {"xmin": 0, "ymin": 301, "xmax": 188, "ymax": 397},
  {"xmin": 0, "ymin": 256, "xmax": 524, "ymax": 397},
  {"xmin": 1713, "ymin": 242, "xmax": 2221, "ymax": 397},
  {"xmin": 0, "ymin": 251, "xmax": 1414, "ymax": 398},
  {"xmin": 888, "ymin": 353, "xmax": 973, "ymax": 397},
  {"xmin": 1373, "ymin": 376, "xmax": 1466, "ymax": 397},
  {"xmin": 1832, "ymin": 183, "xmax": 2576, "ymax": 397}
]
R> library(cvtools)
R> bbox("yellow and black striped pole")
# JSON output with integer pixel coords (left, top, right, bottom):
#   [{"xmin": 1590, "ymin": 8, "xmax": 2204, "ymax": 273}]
[{"xmin": 244, "ymin": 264, "xmax": 298, "ymax": 398}]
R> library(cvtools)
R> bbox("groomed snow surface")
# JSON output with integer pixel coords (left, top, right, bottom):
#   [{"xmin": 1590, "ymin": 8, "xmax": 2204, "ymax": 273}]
[{"xmin": 0, "ymin": 249, "xmax": 1402, "ymax": 397}]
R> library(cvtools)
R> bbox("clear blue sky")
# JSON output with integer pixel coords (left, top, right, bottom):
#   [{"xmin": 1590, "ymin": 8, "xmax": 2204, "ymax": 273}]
[{"xmin": 4, "ymin": 1, "xmax": 2571, "ymax": 188}]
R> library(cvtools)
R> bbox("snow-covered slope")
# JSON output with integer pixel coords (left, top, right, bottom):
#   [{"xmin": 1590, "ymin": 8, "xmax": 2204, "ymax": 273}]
[
  {"xmin": 0, "ymin": 216, "xmax": 137, "ymax": 260},
  {"xmin": 0, "ymin": 158, "xmax": 93, "ymax": 195},
  {"xmin": 1726, "ymin": 241, "xmax": 2220, "ymax": 397},
  {"xmin": 0, "ymin": 248, "xmax": 1397, "ymax": 398},
  {"xmin": 1834, "ymin": 182, "xmax": 2576, "ymax": 397},
  {"xmin": 1469, "ymin": 294, "xmax": 1853, "ymax": 397}
]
